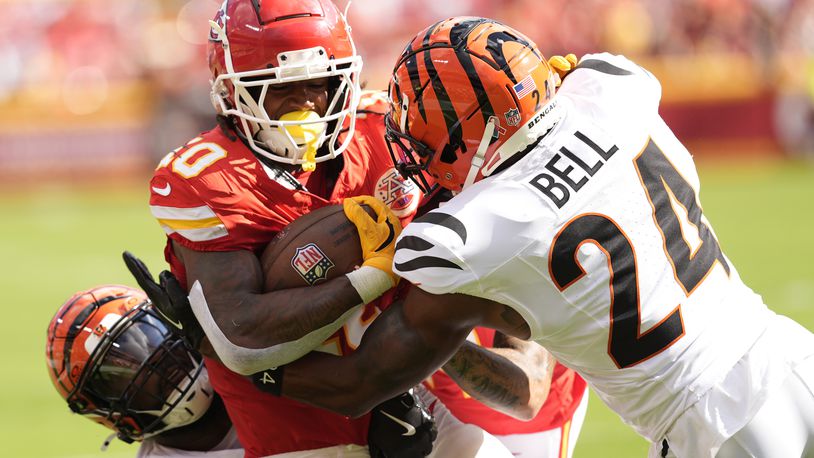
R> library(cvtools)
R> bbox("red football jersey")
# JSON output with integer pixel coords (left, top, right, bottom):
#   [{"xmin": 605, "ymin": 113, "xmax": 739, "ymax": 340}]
[
  {"xmin": 148, "ymin": 93, "xmax": 424, "ymax": 457},
  {"xmin": 424, "ymin": 327, "xmax": 588, "ymax": 436}
]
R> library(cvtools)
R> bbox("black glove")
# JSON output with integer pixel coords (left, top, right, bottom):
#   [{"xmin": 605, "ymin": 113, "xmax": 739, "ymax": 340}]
[
  {"xmin": 368, "ymin": 388, "xmax": 437, "ymax": 458},
  {"xmin": 122, "ymin": 251, "xmax": 205, "ymax": 350}
]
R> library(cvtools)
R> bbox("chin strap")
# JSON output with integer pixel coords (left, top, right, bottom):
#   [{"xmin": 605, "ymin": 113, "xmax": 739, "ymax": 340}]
[
  {"xmin": 462, "ymin": 116, "xmax": 498, "ymax": 190},
  {"xmin": 479, "ymin": 98, "xmax": 564, "ymax": 180},
  {"xmin": 100, "ymin": 433, "xmax": 117, "ymax": 452}
]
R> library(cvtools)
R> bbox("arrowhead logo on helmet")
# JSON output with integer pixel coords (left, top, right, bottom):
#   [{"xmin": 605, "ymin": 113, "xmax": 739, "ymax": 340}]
[{"xmin": 208, "ymin": 1, "xmax": 227, "ymax": 42}]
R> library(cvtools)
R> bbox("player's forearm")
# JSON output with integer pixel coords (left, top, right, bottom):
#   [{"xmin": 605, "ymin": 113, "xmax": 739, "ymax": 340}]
[
  {"xmin": 213, "ymin": 277, "xmax": 362, "ymax": 347},
  {"xmin": 189, "ymin": 278, "xmax": 364, "ymax": 374},
  {"xmin": 442, "ymin": 341, "xmax": 553, "ymax": 420},
  {"xmin": 281, "ymin": 351, "xmax": 396, "ymax": 417},
  {"xmin": 179, "ymin": 244, "xmax": 364, "ymax": 373},
  {"xmin": 178, "ymin": 242, "xmax": 362, "ymax": 347},
  {"xmin": 283, "ymin": 301, "xmax": 467, "ymax": 417}
]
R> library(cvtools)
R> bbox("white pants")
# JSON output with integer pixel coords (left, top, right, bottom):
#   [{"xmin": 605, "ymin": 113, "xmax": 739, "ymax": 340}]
[
  {"xmin": 265, "ymin": 386, "xmax": 513, "ymax": 457},
  {"xmin": 493, "ymin": 387, "xmax": 589, "ymax": 458},
  {"xmin": 418, "ymin": 385, "xmax": 514, "ymax": 458},
  {"xmin": 716, "ymin": 356, "xmax": 814, "ymax": 458},
  {"xmin": 651, "ymin": 316, "xmax": 814, "ymax": 458}
]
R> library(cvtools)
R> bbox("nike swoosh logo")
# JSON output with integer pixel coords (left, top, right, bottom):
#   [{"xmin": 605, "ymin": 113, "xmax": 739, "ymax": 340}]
[
  {"xmin": 153, "ymin": 307, "xmax": 183, "ymax": 330},
  {"xmin": 380, "ymin": 410, "xmax": 416, "ymax": 436},
  {"xmin": 152, "ymin": 183, "xmax": 172, "ymax": 196}
]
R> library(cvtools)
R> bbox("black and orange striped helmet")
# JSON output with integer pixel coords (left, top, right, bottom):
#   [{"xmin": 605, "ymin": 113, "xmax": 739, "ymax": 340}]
[
  {"xmin": 386, "ymin": 17, "xmax": 559, "ymax": 193},
  {"xmin": 46, "ymin": 285, "xmax": 213, "ymax": 443}
]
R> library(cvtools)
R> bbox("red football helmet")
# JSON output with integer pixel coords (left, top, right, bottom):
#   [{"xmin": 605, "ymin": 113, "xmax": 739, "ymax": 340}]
[
  {"xmin": 386, "ymin": 17, "xmax": 561, "ymax": 193},
  {"xmin": 46, "ymin": 285, "xmax": 213, "ymax": 443},
  {"xmin": 208, "ymin": 0, "xmax": 363, "ymax": 168}
]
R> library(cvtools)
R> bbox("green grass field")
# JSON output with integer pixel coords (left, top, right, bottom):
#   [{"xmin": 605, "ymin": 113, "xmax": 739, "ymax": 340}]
[{"xmin": 2, "ymin": 159, "xmax": 812, "ymax": 457}]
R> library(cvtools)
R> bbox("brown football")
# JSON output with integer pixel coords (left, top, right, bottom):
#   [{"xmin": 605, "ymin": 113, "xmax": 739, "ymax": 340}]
[{"xmin": 260, "ymin": 204, "xmax": 369, "ymax": 291}]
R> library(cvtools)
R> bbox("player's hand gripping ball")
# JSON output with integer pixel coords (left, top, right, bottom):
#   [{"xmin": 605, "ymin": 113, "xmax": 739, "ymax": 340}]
[
  {"xmin": 260, "ymin": 204, "xmax": 377, "ymax": 290},
  {"xmin": 343, "ymin": 195, "xmax": 403, "ymax": 286}
]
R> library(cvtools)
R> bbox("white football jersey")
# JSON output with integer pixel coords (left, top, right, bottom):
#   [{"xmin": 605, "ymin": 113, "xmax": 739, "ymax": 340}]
[{"xmin": 393, "ymin": 53, "xmax": 775, "ymax": 442}]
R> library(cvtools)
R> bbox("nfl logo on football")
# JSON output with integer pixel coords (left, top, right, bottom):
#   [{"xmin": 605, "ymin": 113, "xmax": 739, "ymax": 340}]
[{"xmin": 290, "ymin": 243, "xmax": 335, "ymax": 285}]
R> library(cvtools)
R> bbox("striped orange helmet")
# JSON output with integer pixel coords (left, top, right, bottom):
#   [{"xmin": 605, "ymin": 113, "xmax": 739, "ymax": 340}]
[
  {"xmin": 46, "ymin": 285, "xmax": 213, "ymax": 443},
  {"xmin": 386, "ymin": 17, "xmax": 560, "ymax": 193}
]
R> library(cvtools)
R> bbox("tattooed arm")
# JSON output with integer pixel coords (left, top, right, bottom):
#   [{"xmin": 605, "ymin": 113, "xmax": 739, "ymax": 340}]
[
  {"xmin": 442, "ymin": 333, "xmax": 554, "ymax": 420},
  {"xmin": 174, "ymin": 241, "xmax": 365, "ymax": 372},
  {"xmin": 282, "ymin": 287, "xmax": 533, "ymax": 417}
]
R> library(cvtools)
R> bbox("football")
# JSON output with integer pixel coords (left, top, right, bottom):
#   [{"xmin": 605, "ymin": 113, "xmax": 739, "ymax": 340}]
[{"xmin": 260, "ymin": 204, "xmax": 370, "ymax": 291}]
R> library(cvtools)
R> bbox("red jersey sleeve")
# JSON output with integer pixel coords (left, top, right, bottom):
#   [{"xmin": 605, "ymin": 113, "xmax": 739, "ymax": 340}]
[{"xmin": 148, "ymin": 129, "xmax": 301, "ymax": 255}]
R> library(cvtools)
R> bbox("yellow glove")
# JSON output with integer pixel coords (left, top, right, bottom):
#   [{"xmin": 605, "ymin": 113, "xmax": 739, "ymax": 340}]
[
  {"xmin": 548, "ymin": 53, "xmax": 578, "ymax": 87},
  {"xmin": 343, "ymin": 196, "xmax": 403, "ymax": 285}
]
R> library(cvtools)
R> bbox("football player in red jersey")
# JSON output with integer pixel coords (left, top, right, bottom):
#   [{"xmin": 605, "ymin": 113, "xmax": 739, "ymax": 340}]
[
  {"xmin": 46, "ymin": 285, "xmax": 242, "ymax": 458},
  {"xmin": 124, "ymin": 1, "xmax": 519, "ymax": 457}
]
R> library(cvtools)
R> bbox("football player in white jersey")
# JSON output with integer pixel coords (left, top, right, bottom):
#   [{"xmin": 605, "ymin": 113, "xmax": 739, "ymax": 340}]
[{"xmin": 272, "ymin": 17, "xmax": 814, "ymax": 458}]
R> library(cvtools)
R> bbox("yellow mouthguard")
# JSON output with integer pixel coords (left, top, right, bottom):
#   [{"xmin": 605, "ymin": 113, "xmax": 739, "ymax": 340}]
[{"xmin": 280, "ymin": 110, "xmax": 324, "ymax": 171}]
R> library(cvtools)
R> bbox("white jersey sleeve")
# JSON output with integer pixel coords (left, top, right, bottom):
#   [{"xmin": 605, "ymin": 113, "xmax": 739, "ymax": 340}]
[
  {"xmin": 394, "ymin": 180, "xmax": 548, "ymax": 300},
  {"xmin": 562, "ymin": 52, "xmax": 661, "ymax": 118},
  {"xmin": 393, "ymin": 211, "xmax": 476, "ymax": 296}
]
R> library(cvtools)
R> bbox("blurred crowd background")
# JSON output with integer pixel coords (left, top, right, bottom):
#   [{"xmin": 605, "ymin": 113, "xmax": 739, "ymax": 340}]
[{"xmin": 1, "ymin": 0, "xmax": 812, "ymax": 183}]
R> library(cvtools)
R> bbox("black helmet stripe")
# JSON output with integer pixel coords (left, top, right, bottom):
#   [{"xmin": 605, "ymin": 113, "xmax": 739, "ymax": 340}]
[
  {"xmin": 412, "ymin": 18, "xmax": 447, "ymax": 122},
  {"xmin": 485, "ymin": 28, "xmax": 540, "ymax": 85},
  {"xmin": 397, "ymin": 19, "xmax": 447, "ymax": 124},
  {"xmin": 450, "ymin": 18, "xmax": 496, "ymax": 128},
  {"xmin": 424, "ymin": 50, "xmax": 464, "ymax": 155},
  {"xmin": 58, "ymin": 293, "xmax": 130, "ymax": 397},
  {"xmin": 250, "ymin": 0, "xmax": 263, "ymax": 24},
  {"xmin": 403, "ymin": 43, "xmax": 428, "ymax": 123},
  {"xmin": 49, "ymin": 293, "xmax": 87, "ymax": 394},
  {"xmin": 421, "ymin": 24, "xmax": 464, "ymax": 156}
]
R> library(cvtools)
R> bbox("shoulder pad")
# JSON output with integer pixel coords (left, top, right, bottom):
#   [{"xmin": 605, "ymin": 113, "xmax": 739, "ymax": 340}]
[{"xmin": 562, "ymin": 53, "xmax": 661, "ymax": 117}]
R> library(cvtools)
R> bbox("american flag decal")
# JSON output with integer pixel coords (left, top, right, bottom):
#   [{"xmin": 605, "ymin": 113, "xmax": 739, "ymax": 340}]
[{"xmin": 513, "ymin": 74, "xmax": 537, "ymax": 99}]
